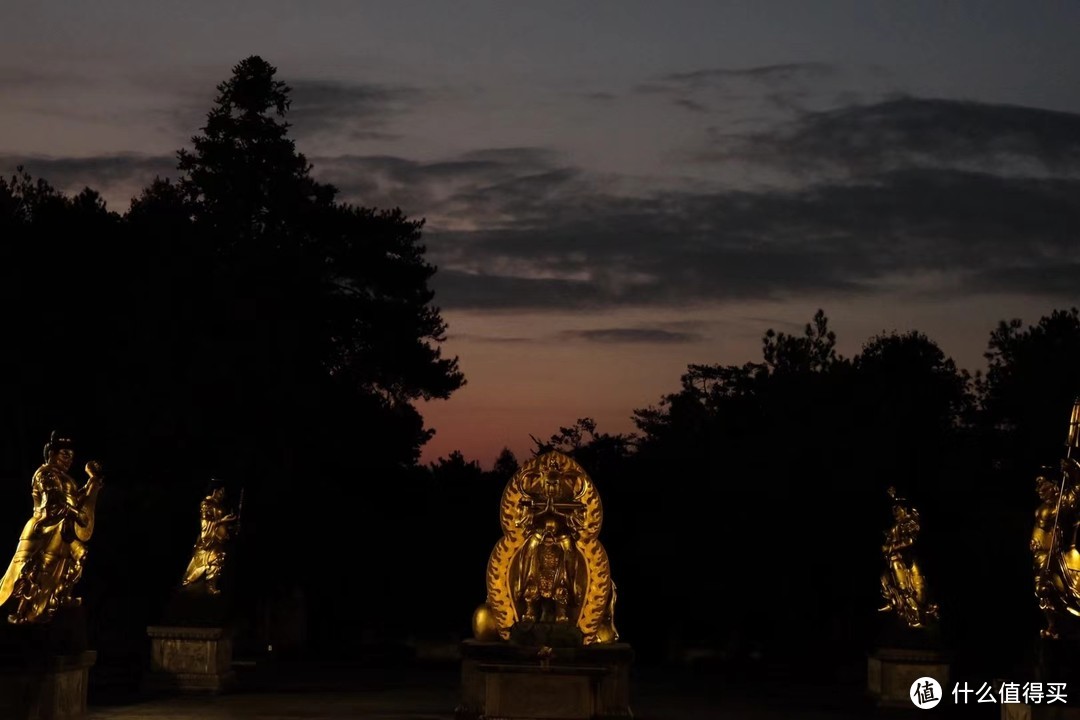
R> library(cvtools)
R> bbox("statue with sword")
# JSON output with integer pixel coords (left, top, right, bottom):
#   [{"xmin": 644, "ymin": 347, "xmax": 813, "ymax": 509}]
[{"xmin": 1032, "ymin": 398, "xmax": 1080, "ymax": 640}]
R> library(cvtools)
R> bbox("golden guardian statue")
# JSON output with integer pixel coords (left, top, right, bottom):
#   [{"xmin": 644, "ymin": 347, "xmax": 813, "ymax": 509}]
[
  {"xmin": 473, "ymin": 451, "xmax": 618, "ymax": 646},
  {"xmin": 1032, "ymin": 398, "xmax": 1080, "ymax": 640},
  {"xmin": 0, "ymin": 431, "xmax": 105, "ymax": 624},
  {"xmin": 879, "ymin": 486, "xmax": 939, "ymax": 628},
  {"xmin": 180, "ymin": 480, "xmax": 240, "ymax": 595}
]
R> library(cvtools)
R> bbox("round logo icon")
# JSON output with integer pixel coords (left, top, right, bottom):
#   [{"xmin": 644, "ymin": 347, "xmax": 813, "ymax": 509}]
[{"xmin": 910, "ymin": 676, "xmax": 943, "ymax": 709}]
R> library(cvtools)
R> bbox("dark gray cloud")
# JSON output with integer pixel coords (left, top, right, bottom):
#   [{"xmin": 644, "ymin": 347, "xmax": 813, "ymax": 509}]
[
  {"xmin": 310, "ymin": 123, "xmax": 1080, "ymax": 310},
  {"xmin": 708, "ymin": 97, "xmax": 1080, "ymax": 176},
  {"xmin": 286, "ymin": 79, "xmax": 424, "ymax": 141},
  {"xmin": 660, "ymin": 62, "xmax": 837, "ymax": 87},
  {"xmin": 141, "ymin": 75, "xmax": 426, "ymax": 144},
  {"xmin": 447, "ymin": 333, "xmax": 535, "ymax": 344},
  {"xmin": 0, "ymin": 152, "xmax": 176, "ymax": 208},
  {"xmin": 637, "ymin": 62, "xmax": 845, "ymax": 115},
  {"xmin": 965, "ymin": 263, "xmax": 1080, "ymax": 297},
  {"xmin": 673, "ymin": 98, "xmax": 708, "ymax": 114},
  {"xmin": 311, "ymin": 147, "xmax": 567, "ymax": 218},
  {"xmin": 8, "ymin": 96, "xmax": 1077, "ymax": 313},
  {"xmin": 0, "ymin": 68, "xmax": 85, "ymax": 90},
  {"xmin": 419, "ymin": 163, "xmax": 1080, "ymax": 310},
  {"xmin": 560, "ymin": 328, "xmax": 704, "ymax": 344}
]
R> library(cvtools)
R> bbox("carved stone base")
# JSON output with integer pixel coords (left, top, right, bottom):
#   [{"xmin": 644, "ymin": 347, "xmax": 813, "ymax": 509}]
[
  {"xmin": 1001, "ymin": 704, "xmax": 1080, "ymax": 720},
  {"xmin": 145, "ymin": 625, "xmax": 235, "ymax": 693},
  {"xmin": 457, "ymin": 640, "xmax": 633, "ymax": 720},
  {"xmin": 0, "ymin": 650, "xmax": 96, "ymax": 720},
  {"xmin": 867, "ymin": 646, "xmax": 950, "ymax": 708},
  {"xmin": 0, "ymin": 605, "xmax": 95, "ymax": 719}
]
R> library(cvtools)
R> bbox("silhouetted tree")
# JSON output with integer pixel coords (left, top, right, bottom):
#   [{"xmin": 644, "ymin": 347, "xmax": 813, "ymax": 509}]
[
  {"xmin": 491, "ymin": 447, "xmax": 519, "ymax": 481},
  {"xmin": 0, "ymin": 57, "xmax": 466, "ymax": 658},
  {"xmin": 158, "ymin": 56, "xmax": 465, "ymax": 648},
  {"xmin": 430, "ymin": 450, "xmax": 484, "ymax": 482},
  {"xmin": 979, "ymin": 308, "xmax": 1080, "ymax": 476},
  {"xmin": 533, "ymin": 418, "xmax": 636, "ymax": 482}
]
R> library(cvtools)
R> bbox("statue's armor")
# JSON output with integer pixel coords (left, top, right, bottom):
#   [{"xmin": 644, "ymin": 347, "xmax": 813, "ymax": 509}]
[
  {"xmin": 181, "ymin": 492, "xmax": 233, "ymax": 592},
  {"xmin": 537, "ymin": 543, "xmax": 562, "ymax": 598},
  {"xmin": 480, "ymin": 451, "xmax": 619, "ymax": 644},
  {"xmin": 0, "ymin": 451, "xmax": 103, "ymax": 624},
  {"xmin": 879, "ymin": 490, "xmax": 938, "ymax": 628}
]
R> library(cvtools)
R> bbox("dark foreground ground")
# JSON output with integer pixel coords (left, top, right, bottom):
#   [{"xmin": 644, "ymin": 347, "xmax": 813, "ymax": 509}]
[{"xmin": 83, "ymin": 657, "xmax": 1016, "ymax": 720}]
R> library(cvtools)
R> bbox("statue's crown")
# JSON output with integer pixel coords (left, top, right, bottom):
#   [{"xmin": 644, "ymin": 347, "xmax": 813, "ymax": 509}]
[
  {"xmin": 43, "ymin": 430, "xmax": 74, "ymax": 460},
  {"xmin": 48, "ymin": 431, "xmax": 74, "ymax": 449}
]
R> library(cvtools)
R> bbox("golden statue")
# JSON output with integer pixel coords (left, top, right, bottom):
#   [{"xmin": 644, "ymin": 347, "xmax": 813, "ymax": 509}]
[
  {"xmin": 879, "ymin": 486, "xmax": 939, "ymax": 628},
  {"xmin": 0, "ymin": 431, "xmax": 104, "ymax": 624},
  {"xmin": 1032, "ymin": 398, "xmax": 1080, "ymax": 640},
  {"xmin": 180, "ymin": 480, "xmax": 240, "ymax": 595},
  {"xmin": 473, "ymin": 451, "xmax": 618, "ymax": 646}
]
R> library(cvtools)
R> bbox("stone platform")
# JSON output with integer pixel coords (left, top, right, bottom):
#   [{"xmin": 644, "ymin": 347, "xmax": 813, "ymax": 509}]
[
  {"xmin": 85, "ymin": 660, "xmax": 875, "ymax": 719},
  {"xmin": 1002, "ymin": 705, "xmax": 1080, "ymax": 720},
  {"xmin": 0, "ymin": 605, "xmax": 96, "ymax": 719},
  {"xmin": 0, "ymin": 650, "xmax": 97, "ymax": 720},
  {"xmin": 867, "ymin": 646, "xmax": 950, "ymax": 708},
  {"xmin": 457, "ymin": 640, "xmax": 633, "ymax": 720},
  {"xmin": 145, "ymin": 625, "xmax": 235, "ymax": 693}
]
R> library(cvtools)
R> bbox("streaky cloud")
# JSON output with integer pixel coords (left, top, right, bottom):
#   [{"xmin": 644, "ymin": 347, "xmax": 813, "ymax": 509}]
[
  {"xmin": 0, "ymin": 153, "xmax": 177, "ymax": 208},
  {"xmin": 964, "ymin": 263, "xmax": 1080, "ymax": 298},
  {"xmin": 448, "ymin": 333, "xmax": 537, "ymax": 344},
  {"xmin": 707, "ymin": 97, "xmax": 1080, "ymax": 176},
  {"xmin": 660, "ymin": 62, "xmax": 836, "ymax": 86},
  {"xmin": 314, "ymin": 140, "xmax": 1080, "ymax": 311},
  {"xmin": 0, "ymin": 68, "xmax": 89, "ymax": 90},
  {"xmin": 7, "ymin": 114, "xmax": 1078, "ymax": 316},
  {"xmin": 421, "ymin": 164, "xmax": 1080, "ymax": 309},
  {"xmin": 560, "ymin": 328, "xmax": 704, "ymax": 344},
  {"xmin": 287, "ymin": 79, "xmax": 425, "ymax": 139}
]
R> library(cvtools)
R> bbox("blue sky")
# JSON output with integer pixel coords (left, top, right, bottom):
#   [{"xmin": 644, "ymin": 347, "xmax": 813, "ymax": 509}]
[{"xmin": 3, "ymin": 1, "xmax": 1078, "ymax": 464}]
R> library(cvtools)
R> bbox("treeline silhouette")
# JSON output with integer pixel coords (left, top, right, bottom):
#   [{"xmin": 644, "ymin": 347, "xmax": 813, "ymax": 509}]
[
  {"xmin": 0, "ymin": 57, "xmax": 465, "ymax": 670},
  {"xmin": 0, "ymin": 55, "xmax": 1076, "ymax": 688},
  {"xmin": 449, "ymin": 307, "xmax": 1078, "ymax": 680}
]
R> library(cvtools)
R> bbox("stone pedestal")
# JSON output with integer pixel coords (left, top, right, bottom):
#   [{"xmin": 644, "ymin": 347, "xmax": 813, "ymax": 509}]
[
  {"xmin": 0, "ymin": 651, "xmax": 96, "ymax": 720},
  {"xmin": 457, "ymin": 640, "xmax": 633, "ymax": 720},
  {"xmin": 1001, "ymin": 704, "xmax": 1080, "ymax": 720},
  {"xmin": 145, "ymin": 625, "xmax": 235, "ymax": 693},
  {"xmin": 867, "ymin": 646, "xmax": 950, "ymax": 708},
  {"xmin": 998, "ymin": 638, "xmax": 1080, "ymax": 720},
  {"xmin": 0, "ymin": 605, "xmax": 96, "ymax": 719}
]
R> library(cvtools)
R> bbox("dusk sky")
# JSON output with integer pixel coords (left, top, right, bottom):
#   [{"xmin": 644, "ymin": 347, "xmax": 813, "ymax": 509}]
[{"xmin": 3, "ymin": 2, "xmax": 1078, "ymax": 466}]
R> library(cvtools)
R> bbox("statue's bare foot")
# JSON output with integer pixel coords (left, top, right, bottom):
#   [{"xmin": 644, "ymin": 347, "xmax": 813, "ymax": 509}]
[{"xmin": 1041, "ymin": 629, "xmax": 1059, "ymax": 639}]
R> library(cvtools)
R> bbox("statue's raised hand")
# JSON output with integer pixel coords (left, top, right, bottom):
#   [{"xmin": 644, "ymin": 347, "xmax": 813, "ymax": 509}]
[{"xmin": 85, "ymin": 461, "xmax": 104, "ymax": 486}]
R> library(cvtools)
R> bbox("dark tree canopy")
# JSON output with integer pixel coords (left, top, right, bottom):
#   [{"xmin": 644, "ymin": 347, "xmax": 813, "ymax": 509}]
[
  {"xmin": 979, "ymin": 308, "xmax": 1080, "ymax": 474},
  {"xmin": 0, "ymin": 56, "xmax": 465, "ymax": 657}
]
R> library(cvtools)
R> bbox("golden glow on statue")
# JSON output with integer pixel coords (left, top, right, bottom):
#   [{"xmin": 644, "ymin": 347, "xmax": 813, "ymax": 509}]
[
  {"xmin": 879, "ymin": 486, "xmax": 939, "ymax": 628},
  {"xmin": 474, "ymin": 451, "xmax": 618, "ymax": 645},
  {"xmin": 0, "ymin": 432, "xmax": 104, "ymax": 624},
  {"xmin": 1032, "ymin": 398, "xmax": 1080, "ymax": 640},
  {"xmin": 181, "ymin": 482, "xmax": 239, "ymax": 595}
]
